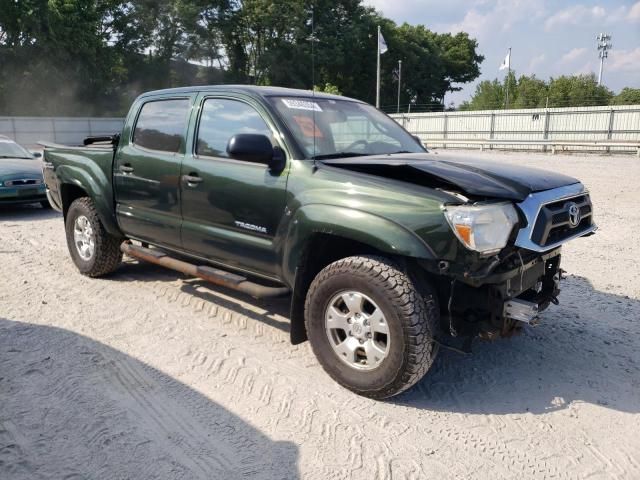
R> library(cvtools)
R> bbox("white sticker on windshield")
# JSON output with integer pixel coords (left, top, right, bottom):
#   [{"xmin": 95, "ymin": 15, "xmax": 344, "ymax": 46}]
[{"xmin": 281, "ymin": 98, "xmax": 323, "ymax": 112}]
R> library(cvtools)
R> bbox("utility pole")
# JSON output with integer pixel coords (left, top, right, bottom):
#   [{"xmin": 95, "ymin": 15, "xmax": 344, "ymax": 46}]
[
  {"xmin": 596, "ymin": 33, "xmax": 612, "ymax": 86},
  {"xmin": 376, "ymin": 26, "xmax": 381, "ymax": 108},
  {"xmin": 505, "ymin": 47, "xmax": 511, "ymax": 109},
  {"xmin": 396, "ymin": 60, "xmax": 402, "ymax": 114}
]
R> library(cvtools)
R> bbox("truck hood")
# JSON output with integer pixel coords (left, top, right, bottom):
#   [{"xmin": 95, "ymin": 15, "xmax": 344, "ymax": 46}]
[
  {"xmin": 320, "ymin": 153, "xmax": 580, "ymax": 201},
  {"xmin": 0, "ymin": 159, "xmax": 42, "ymax": 179}
]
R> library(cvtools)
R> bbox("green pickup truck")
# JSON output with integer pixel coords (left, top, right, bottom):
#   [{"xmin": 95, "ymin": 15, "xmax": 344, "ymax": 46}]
[{"xmin": 42, "ymin": 86, "xmax": 596, "ymax": 398}]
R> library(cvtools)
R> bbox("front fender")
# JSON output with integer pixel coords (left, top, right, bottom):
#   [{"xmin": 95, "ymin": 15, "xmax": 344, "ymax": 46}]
[
  {"xmin": 56, "ymin": 164, "xmax": 120, "ymax": 236},
  {"xmin": 282, "ymin": 204, "xmax": 436, "ymax": 284}
]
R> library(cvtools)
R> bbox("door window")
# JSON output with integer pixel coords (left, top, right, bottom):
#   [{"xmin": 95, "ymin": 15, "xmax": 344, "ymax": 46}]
[
  {"xmin": 196, "ymin": 99, "xmax": 273, "ymax": 158},
  {"xmin": 133, "ymin": 99, "xmax": 190, "ymax": 153}
]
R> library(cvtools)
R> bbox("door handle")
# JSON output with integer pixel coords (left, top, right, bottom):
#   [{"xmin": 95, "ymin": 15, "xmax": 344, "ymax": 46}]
[
  {"xmin": 120, "ymin": 164, "xmax": 134, "ymax": 173},
  {"xmin": 183, "ymin": 174, "xmax": 203, "ymax": 185}
]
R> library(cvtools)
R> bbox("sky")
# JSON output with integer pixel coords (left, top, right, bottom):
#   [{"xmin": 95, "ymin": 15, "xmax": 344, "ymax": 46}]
[{"xmin": 363, "ymin": 0, "xmax": 640, "ymax": 106}]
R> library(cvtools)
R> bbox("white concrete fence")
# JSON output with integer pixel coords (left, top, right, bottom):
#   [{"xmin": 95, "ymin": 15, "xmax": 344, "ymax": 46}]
[
  {"xmin": 2, "ymin": 105, "xmax": 640, "ymax": 155},
  {"xmin": 0, "ymin": 117, "xmax": 124, "ymax": 148},
  {"xmin": 390, "ymin": 104, "xmax": 640, "ymax": 155}
]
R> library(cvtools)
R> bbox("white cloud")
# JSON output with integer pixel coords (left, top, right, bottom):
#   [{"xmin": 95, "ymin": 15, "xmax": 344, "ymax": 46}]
[
  {"xmin": 560, "ymin": 48, "xmax": 588, "ymax": 64},
  {"xmin": 574, "ymin": 61, "xmax": 597, "ymax": 76},
  {"xmin": 629, "ymin": 2, "xmax": 640, "ymax": 21},
  {"xmin": 447, "ymin": 0, "xmax": 545, "ymax": 39},
  {"xmin": 608, "ymin": 48, "xmax": 640, "ymax": 73},
  {"xmin": 545, "ymin": 2, "xmax": 640, "ymax": 30},
  {"xmin": 544, "ymin": 5, "xmax": 606, "ymax": 31},
  {"xmin": 527, "ymin": 53, "xmax": 546, "ymax": 73}
]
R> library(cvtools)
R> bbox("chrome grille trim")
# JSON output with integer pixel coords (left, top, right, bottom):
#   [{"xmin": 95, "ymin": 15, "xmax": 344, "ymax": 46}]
[{"xmin": 514, "ymin": 183, "xmax": 597, "ymax": 252}]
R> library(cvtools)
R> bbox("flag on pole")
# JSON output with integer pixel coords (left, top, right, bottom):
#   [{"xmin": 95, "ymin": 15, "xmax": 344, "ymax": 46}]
[
  {"xmin": 378, "ymin": 30, "xmax": 388, "ymax": 55},
  {"xmin": 499, "ymin": 49, "xmax": 511, "ymax": 70}
]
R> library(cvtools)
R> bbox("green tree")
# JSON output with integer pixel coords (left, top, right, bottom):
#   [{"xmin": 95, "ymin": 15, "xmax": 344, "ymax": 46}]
[
  {"xmin": 0, "ymin": 0, "xmax": 486, "ymax": 116},
  {"xmin": 314, "ymin": 83, "xmax": 342, "ymax": 95},
  {"xmin": 546, "ymin": 74, "xmax": 613, "ymax": 108},
  {"xmin": 611, "ymin": 87, "xmax": 640, "ymax": 105},
  {"xmin": 513, "ymin": 74, "xmax": 547, "ymax": 108},
  {"xmin": 459, "ymin": 79, "xmax": 504, "ymax": 110}
]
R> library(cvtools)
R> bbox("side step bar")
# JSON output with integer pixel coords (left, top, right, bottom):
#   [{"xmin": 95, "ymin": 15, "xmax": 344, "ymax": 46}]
[{"xmin": 121, "ymin": 242, "xmax": 290, "ymax": 299}]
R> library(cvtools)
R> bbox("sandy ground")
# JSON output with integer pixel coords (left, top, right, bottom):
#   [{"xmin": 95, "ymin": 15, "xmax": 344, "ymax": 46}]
[{"xmin": 1, "ymin": 151, "xmax": 639, "ymax": 479}]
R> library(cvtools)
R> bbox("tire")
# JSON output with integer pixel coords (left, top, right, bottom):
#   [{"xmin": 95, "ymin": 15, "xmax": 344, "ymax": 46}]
[
  {"xmin": 304, "ymin": 255, "xmax": 439, "ymax": 399},
  {"xmin": 40, "ymin": 200, "xmax": 51, "ymax": 209},
  {"xmin": 65, "ymin": 197, "xmax": 122, "ymax": 277}
]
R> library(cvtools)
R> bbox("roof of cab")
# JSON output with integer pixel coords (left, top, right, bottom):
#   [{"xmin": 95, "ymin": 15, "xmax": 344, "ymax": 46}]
[{"xmin": 139, "ymin": 85, "xmax": 362, "ymax": 103}]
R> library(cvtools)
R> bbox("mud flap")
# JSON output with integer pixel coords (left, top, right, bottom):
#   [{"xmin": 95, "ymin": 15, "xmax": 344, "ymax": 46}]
[{"xmin": 289, "ymin": 267, "xmax": 308, "ymax": 345}]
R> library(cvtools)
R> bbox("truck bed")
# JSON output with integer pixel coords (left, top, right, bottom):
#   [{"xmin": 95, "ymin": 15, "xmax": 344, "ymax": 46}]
[{"xmin": 40, "ymin": 141, "xmax": 116, "ymax": 217}]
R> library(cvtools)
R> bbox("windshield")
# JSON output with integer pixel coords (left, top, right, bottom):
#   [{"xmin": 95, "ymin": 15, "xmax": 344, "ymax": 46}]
[
  {"xmin": 0, "ymin": 139, "xmax": 33, "ymax": 159},
  {"xmin": 268, "ymin": 96, "xmax": 425, "ymax": 159}
]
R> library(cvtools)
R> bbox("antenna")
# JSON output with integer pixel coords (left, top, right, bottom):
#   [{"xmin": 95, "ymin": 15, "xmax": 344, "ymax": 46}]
[
  {"xmin": 596, "ymin": 33, "xmax": 612, "ymax": 86},
  {"xmin": 310, "ymin": 5, "xmax": 318, "ymax": 161}
]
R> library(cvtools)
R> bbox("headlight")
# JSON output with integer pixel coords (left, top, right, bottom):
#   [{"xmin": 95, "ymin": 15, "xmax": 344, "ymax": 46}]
[{"xmin": 444, "ymin": 202, "xmax": 519, "ymax": 255}]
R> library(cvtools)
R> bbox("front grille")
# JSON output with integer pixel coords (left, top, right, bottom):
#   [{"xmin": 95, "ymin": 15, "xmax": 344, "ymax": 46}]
[
  {"xmin": 531, "ymin": 194, "xmax": 593, "ymax": 247},
  {"xmin": 4, "ymin": 179, "xmax": 42, "ymax": 187}
]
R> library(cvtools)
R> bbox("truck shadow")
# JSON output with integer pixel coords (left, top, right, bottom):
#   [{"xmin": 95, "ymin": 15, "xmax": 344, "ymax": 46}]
[
  {"xmin": 0, "ymin": 204, "xmax": 60, "ymax": 221},
  {"xmin": 394, "ymin": 275, "xmax": 640, "ymax": 416},
  {"xmin": 0, "ymin": 318, "xmax": 299, "ymax": 480}
]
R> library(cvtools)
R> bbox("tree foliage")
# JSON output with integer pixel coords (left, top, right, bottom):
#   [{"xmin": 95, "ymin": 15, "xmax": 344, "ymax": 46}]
[
  {"xmin": 0, "ymin": 0, "xmax": 484, "ymax": 115},
  {"xmin": 611, "ymin": 87, "xmax": 640, "ymax": 106},
  {"xmin": 459, "ymin": 73, "xmax": 633, "ymax": 111}
]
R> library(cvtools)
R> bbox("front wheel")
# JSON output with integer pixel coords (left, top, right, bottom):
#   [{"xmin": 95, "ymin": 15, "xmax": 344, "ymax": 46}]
[
  {"xmin": 304, "ymin": 255, "xmax": 439, "ymax": 399},
  {"xmin": 65, "ymin": 197, "xmax": 122, "ymax": 277}
]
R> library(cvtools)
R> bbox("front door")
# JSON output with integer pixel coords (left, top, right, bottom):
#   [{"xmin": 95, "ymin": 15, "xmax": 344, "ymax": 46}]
[
  {"xmin": 180, "ymin": 95, "xmax": 289, "ymax": 278},
  {"xmin": 114, "ymin": 96, "xmax": 192, "ymax": 249}
]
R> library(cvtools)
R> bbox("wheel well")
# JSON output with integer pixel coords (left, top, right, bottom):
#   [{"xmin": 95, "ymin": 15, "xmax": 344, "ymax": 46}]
[
  {"xmin": 302, "ymin": 233, "xmax": 383, "ymax": 284},
  {"xmin": 289, "ymin": 233, "xmax": 396, "ymax": 345},
  {"xmin": 60, "ymin": 184, "xmax": 88, "ymax": 218}
]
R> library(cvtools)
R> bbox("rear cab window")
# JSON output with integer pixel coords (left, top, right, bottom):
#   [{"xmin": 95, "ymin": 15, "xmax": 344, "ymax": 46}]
[{"xmin": 132, "ymin": 99, "xmax": 190, "ymax": 153}]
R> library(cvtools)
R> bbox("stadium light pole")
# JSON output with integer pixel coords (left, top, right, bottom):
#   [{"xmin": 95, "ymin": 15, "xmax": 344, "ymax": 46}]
[{"xmin": 596, "ymin": 33, "xmax": 612, "ymax": 86}]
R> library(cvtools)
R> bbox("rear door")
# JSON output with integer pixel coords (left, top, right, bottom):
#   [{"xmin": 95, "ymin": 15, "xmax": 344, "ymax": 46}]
[
  {"xmin": 180, "ymin": 94, "xmax": 289, "ymax": 278},
  {"xmin": 114, "ymin": 96, "xmax": 193, "ymax": 249}
]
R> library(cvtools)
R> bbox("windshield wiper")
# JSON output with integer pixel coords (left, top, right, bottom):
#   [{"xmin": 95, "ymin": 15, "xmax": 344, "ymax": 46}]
[
  {"xmin": 0, "ymin": 155, "xmax": 32, "ymax": 159},
  {"xmin": 311, "ymin": 152, "xmax": 370, "ymax": 160}
]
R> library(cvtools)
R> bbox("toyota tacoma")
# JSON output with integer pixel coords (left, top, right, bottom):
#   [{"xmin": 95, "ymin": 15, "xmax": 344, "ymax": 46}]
[{"xmin": 42, "ymin": 86, "xmax": 596, "ymax": 399}]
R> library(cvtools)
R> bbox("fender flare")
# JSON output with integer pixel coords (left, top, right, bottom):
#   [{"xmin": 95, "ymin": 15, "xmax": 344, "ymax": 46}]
[
  {"xmin": 56, "ymin": 164, "xmax": 121, "ymax": 237},
  {"xmin": 283, "ymin": 204, "xmax": 436, "ymax": 345},
  {"xmin": 282, "ymin": 204, "xmax": 435, "ymax": 284}
]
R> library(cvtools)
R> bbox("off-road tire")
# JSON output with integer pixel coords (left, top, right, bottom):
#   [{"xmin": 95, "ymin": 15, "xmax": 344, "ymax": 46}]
[
  {"xmin": 65, "ymin": 197, "xmax": 122, "ymax": 277},
  {"xmin": 304, "ymin": 255, "xmax": 439, "ymax": 399}
]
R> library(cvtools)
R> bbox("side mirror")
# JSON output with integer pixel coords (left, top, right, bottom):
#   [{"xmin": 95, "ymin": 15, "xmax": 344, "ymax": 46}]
[
  {"xmin": 227, "ymin": 134, "xmax": 285, "ymax": 171},
  {"xmin": 32, "ymin": 152, "xmax": 42, "ymax": 158}
]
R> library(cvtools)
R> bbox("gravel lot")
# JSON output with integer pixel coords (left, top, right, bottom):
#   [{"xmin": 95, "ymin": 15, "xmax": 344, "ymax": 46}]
[{"xmin": 1, "ymin": 151, "xmax": 639, "ymax": 479}]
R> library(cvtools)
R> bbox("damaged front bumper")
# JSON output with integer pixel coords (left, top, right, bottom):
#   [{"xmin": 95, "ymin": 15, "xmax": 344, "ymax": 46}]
[{"xmin": 428, "ymin": 248, "xmax": 562, "ymax": 338}]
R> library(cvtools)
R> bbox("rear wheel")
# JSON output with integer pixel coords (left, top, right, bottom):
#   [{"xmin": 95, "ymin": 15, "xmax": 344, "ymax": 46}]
[
  {"xmin": 304, "ymin": 255, "xmax": 439, "ymax": 399},
  {"xmin": 65, "ymin": 197, "xmax": 122, "ymax": 277}
]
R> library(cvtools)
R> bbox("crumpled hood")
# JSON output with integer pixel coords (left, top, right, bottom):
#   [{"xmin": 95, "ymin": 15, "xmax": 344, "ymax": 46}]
[
  {"xmin": 320, "ymin": 153, "xmax": 580, "ymax": 201},
  {"xmin": 0, "ymin": 159, "xmax": 42, "ymax": 179}
]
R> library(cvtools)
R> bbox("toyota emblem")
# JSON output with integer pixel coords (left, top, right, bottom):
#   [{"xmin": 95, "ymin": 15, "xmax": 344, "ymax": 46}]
[{"xmin": 567, "ymin": 202, "xmax": 581, "ymax": 228}]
